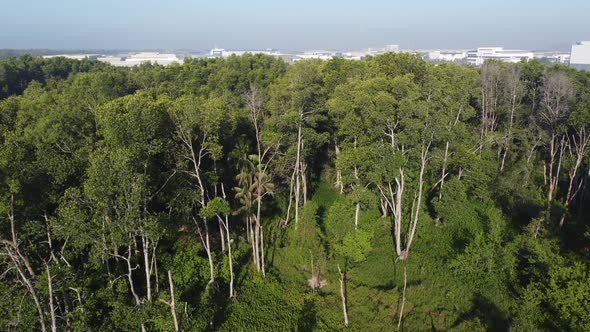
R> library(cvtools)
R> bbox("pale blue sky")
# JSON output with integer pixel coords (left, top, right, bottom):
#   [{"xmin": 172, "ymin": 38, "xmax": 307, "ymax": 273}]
[{"xmin": 0, "ymin": 0, "xmax": 589, "ymax": 50}]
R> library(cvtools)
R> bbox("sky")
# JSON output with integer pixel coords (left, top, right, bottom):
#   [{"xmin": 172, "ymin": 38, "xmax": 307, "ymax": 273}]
[{"xmin": 1, "ymin": 0, "xmax": 589, "ymax": 51}]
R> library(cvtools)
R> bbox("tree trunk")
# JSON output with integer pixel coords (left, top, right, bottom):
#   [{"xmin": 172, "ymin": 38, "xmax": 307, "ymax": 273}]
[
  {"xmin": 125, "ymin": 246, "xmax": 141, "ymax": 306},
  {"xmin": 246, "ymin": 215, "xmax": 252, "ymax": 244},
  {"xmin": 142, "ymin": 235, "xmax": 152, "ymax": 302},
  {"xmin": 406, "ymin": 146, "xmax": 429, "ymax": 253},
  {"xmin": 224, "ymin": 216, "xmax": 235, "ymax": 297},
  {"xmin": 337, "ymin": 264, "xmax": 349, "ymax": 327},
  {"xmin": 255, "ymin": 179, "xmax": 263, "ymax": 272},
  {"xmin": 253, "ymin": 213, "xmax": 260, "ymax": 271},
  {"xmin": 398, "ymin": 266, "xmax": 407, "ymax": 330},
  {"xmin": 168, "ymin": 271, "xmax": 179, "ymax": 331},
  {"xmin": 394, "ymin": 173, "xmax": 404, "ymax": 258},
  {"xmin": 500, "ymin": 94, "xmax": 517, "ymax": 172},
  {"xmin": 10, "ymin": 252, "xmax": 46, "ymax": 332},
  {"xmin": 302, "ymin": 163, "xmax": 308, "ymax": 204},
  {"xmin": 260, "ymin": 224, "xmax": 266, "ymax": 277},
  {"xmin": 559, "ymin": 129, "xmax": 589, "ymax": 227},
  {"xmin": 559, "ymin": 172, "xmax": 575, "ymax": 228},
  {"xmin": 219, "ymin": 221, "xmax": 225, "ymax": 252},
  {"xmin": 294, "ymin": 123, "xmax": 303, "ymax": 224},
  {"xmin": 4, "ymin": 199, "xmax": 47, "ymax": 332},
  {"xmin": 285, "ymin": 169, "xmax": 296, "ymax": 224},
  {"xmin": 547, "ymin": 135, "xmax": 566, "ymax": 220},
  {"xmin": 354, "ymin": 202, "xmax": 360, "ymax": 230},
  {"xmin": 204, "ymin": 222, "xmax": 215, "ymax": 285},
  {"xmin": 439, "ymin": 141, "xmax": 449, "ymax": 200},
  {"xmin": 335, "ymin": 144, "xmax": 344, "ymax": 193},
  {"xmin": 46, "ymin": 265, "xmax": 57, "ymax": 332},
  {"xmin": 69, "ymin": 288, "xmax": 88, "ymax": 332},
  {"xmin": 195, "ymin": 217, "xmax": 215, "ymax": 285}
]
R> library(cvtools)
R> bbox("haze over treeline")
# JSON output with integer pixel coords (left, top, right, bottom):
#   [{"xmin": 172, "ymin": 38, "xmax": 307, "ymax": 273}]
[{"xmin": 1, "ymin": 0, "xmax": 590, "ymax": 50}]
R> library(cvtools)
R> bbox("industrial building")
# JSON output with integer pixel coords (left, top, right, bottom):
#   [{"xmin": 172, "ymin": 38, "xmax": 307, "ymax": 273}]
[
  {"xmin": 427, "ymin": 50, "xmax": 468, "ymax": 62},
  {"xmin": 466, "ymin": 47, "xmax": 534, "ymax": 66},
  {"xmin": 570, "ymin": 41, "xmax": 590, "ymax": 70},
  {"xmin": 42, "ymin": 54, "xmax": 100, "ymax": 60}
]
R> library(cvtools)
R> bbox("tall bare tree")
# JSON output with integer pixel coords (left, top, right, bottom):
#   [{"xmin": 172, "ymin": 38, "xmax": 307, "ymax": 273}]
[
  {"xmin": 540, "ymin": 71, "xmax": 575, "ymax": 218},
  {"xmin": 242, "ymin": 86, "xmax": 280, "ymax": 275}
]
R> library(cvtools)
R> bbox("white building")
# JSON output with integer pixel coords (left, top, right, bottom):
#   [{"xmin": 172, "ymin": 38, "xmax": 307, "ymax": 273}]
[
  {"xmin": 366, "ymin": 44, "xmax": 400, "ymax": 56},
  {"xmin": 97, "ymin": 56, "xmax": 127, "ymax": 66},
  {"xmin": 533, "ymin": 51, "xmax": 571, "ymax": 64},
  {"xmin": 208, "ymin": 48, "xmax": 281, "ymax": 58},
  {"xmin": 209, "ymin": 48, "xmax": 225, "ymax": 57},
  {"xmin": 466, "ymin": 47, "xmax": 534, "ymax": 66},
  {"xmin": 94, "ymin": 53, "xmax": 181, "ymax": 67},
  {"xmin": 295, "ymin": 51, "xmax": 337, "ymax": 61},
  {"xmin": 123, "ymin": 52, "xmax": 180, "ymax": 66},
  {"xmin": 42, "ymin": 54, "xmax": 100, "ymax": 60},
  {"xmin": 570, "ymin": 41, "xmax": 590, "ymax": 70},
  {"xmin": 427, "ymin": 50, "xmax": 467, "ymax": 62}
]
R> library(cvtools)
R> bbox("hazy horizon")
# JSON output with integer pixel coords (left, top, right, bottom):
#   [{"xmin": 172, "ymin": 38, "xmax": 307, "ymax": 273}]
[{"xmin": 1, "ymin": 0, "xmax": 589, "ymax": 51}]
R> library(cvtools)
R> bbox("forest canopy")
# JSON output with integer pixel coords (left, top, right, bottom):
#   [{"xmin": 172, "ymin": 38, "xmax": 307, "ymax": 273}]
[{"xmin": 1, "ymin": 53, "xmax": 589, "ymax": 331}]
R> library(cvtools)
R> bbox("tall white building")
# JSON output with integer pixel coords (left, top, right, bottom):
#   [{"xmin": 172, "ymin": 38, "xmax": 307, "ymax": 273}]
[
  {"xmin": 466, "ymin": 47, "xmax": 534, "ymax": 66},
  {"xmin": 570, "ymin": 41, "xmax": 590, "ymax": 70}
]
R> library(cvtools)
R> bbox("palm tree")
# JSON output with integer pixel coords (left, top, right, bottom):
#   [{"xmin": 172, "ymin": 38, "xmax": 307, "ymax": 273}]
[{"xmin": 234, "ymin": 154, "xmax": 274, "ymax": 274}]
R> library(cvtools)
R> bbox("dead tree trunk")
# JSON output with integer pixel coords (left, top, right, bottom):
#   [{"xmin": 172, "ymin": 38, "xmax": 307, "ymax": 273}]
[
  {"xmin": 218, "ymin": 221, "xmax": 225, "ymax": 252},
  {"xmin": 46, "ymin": 265, "xmax": 57, "ymax": 332},
  {"xmin": 439, "ymin": 141, "xmax": 450, "ymax": 200},
  {"xmin": 559, "ymin": 129, "xmax": 589, "ymax": 227},
  {"xmin": 217, "ymin": 213, "xmax": 235, "ymax": 298},
  {"xmin": 335, "ymin": 144, "xmax": 344, "ymax": 193},
  {"xmin": 547, "ymin": 135, "xmax": 566, "ymax": 219},
  {"xmin": 195, "ymin": 219, "xmax": 215, "ymax": 285},
  {"xmin": 379, "ymin": 142, "xmax": 430, "ymax": 261},
  {"xmin": 397, "ymin": 266, "xmax": 407, "ymax": 330},
  {"xmin": 113, "ymin": 245, "xmax": 141, "ymax": 306},
  {"xmin": 141, "ymin": 235, "xmax": 152, "ymax": 302},
  {"xmin": 294, "ymin": 123, "xmax": 302, "ymax": 225},
  {"xmin": 337, "ymin": 264, "xmax": 349, "ymax": 327},
  {"xmin": 160, "ymin": 271, "xmax": 179, "ymax": 332},
  {"xmin": 354, "ymin": 202, "xmax": 360, "ymax": 230},
  {"xmin": 260, "ymin": 223, "xmax": 266, "ymax": 277},
  {"xmin": 2, "ymin": 197, "xmax": 47, "ymax": 332}
]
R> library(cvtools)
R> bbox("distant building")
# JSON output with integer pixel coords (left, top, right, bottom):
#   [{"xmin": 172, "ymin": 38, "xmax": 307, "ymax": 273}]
[
  {"xmin": 42, "ymin": 54, "xmax": 99, "ymax": 60},
  {"xmin": 296, "ymin": 51, "xmax": 336, "ymax": 61},
  {"xmin": 533, "ymin": 51, "xmax": 571, "ymax": 64},
  {"xmin": 97, "ymin": 56, "xmax": 127, "ymax": 66},
  {"xmin": 466, "ymin": 47, "xmax": 534, "ymax": 66},
  {"xmin": 367, "ymin": 44, "xmax": 400, "ymax": 55},
  {"xmin": 570, "ymin": 41, "xmax": 590, "ymax": 70},
  {"xmin": 208, "ymin": 48, "xmax": 281, "ymax": 58},
  {"xmin": 94, "ymin": 53, "xmax": 181, "ymax": 66},
  {"xmin": 427, "ymin": 50, "xmax": 467, "ymax": 62},
  {"xmin": 124, "ymin": 52, "xmax": 180, "ymax": 66},
  {"xmin": 209, "ymin": 48, "xmax": 225, "ymax": 57}
]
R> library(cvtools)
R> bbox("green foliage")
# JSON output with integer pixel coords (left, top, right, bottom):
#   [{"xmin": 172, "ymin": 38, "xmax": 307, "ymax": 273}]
[
  {"xmin": 170, "ymin": 240, "xmax": 210, "ymax": 297},
  {"xmin": 219, "ymin": 276, "xmax": 300, "ymax": 331},
  {"xmin": 0, "ymin": 53, "xmax": 589, "ymax": 332},
  {"xmin": 546, "ymin": 262, "xmax": 590, "ymax": 331},
  {"xmin": 334, "ymin": 229, "xmax": 372, "ymax": 263}
]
